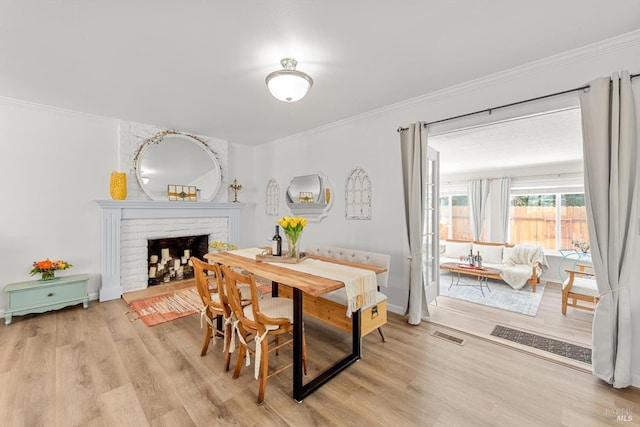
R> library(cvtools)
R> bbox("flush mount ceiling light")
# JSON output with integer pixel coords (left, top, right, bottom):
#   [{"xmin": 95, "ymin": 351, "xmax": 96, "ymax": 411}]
[{"xmin": 265, "ymin": 58, "xmax": 313, "ymax": 103}]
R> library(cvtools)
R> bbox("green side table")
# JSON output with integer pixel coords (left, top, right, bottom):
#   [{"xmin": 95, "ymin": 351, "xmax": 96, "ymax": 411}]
[{"xmin": 4, "ymin": 274, "xmax": 89, "ymax": 325}]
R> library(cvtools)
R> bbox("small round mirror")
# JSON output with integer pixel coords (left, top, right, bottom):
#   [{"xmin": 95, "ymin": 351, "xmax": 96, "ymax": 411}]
[{"xmin": 134, "ymin": 132, "xmax": 222, "ymax": 201}]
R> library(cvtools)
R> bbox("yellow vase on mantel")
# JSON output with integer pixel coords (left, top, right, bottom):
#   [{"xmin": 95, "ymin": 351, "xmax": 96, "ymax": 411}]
[{"xmin": 110, "ymin": 171, "xmax": 127, "ymax": 200}]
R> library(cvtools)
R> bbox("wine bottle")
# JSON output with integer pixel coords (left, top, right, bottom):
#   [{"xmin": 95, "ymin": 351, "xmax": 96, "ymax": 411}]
[
  {"xmin": 469, "ymin": 248, "xmax": 475, "ymax": 267},
  {"xmin": 271, "ymin": 225, "xmax": 282, "ymax": 256},
  {"xmin": 476, "ymin": 251, "xmax": 483, "ymax": 268}
]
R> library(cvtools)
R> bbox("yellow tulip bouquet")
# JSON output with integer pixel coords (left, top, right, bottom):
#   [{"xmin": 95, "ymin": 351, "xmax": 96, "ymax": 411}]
[{"xmin": 277, "ymin": 216, "xmax": 308, "ymax": 258}]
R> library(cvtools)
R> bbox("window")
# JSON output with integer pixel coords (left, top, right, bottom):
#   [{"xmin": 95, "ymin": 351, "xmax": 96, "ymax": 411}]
[
  {"xmin": 561, "ymin": 193, "xmax": 589, "ymax": 249},
  {"xmin": 510, "ymin": 194, "xmax": 556, "ymax": 249},
  {"xmin": 509, "ymin": 193, "xmax": 588, "ymax": 250},
  {"xmin": 439, "ymin": 195, "xmax": 472, "ymax": 241}
]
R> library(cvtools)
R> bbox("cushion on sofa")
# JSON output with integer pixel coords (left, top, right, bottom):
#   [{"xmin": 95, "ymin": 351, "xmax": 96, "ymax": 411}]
[
  {"xmin": 445, "ymin": 242, "xmax": 472, "ymax": 259},
  {"xmin": 502, "ymin": 246, "xmax": 515, "ymax": 264},
  {"xmin": 472, "ymin": 243, "xmax": 504, "ymax": 264}
]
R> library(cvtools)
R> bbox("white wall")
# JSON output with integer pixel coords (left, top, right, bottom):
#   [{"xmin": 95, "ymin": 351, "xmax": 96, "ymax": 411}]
[
  {"xmin": 247, "ymin": 34, "xmax": 640, "ymax": 386},
  {"xmin": 228, "ymin": 143, "xmax": 257, "ymax": 248},
  {"xmin": 0, "ymin": 98, "xmax": 118, "ymax": 307}
]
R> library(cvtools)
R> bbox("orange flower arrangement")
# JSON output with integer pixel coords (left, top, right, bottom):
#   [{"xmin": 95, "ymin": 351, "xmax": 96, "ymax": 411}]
[{"xmin": 30, "ymin": 258, "xmax": 73, "ymax": 280}]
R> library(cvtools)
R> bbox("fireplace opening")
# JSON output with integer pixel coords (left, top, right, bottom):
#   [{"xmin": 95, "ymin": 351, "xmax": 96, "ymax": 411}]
[{"xmin": 147, "ymin": 235, "xmax": 209, "ymax": 286}]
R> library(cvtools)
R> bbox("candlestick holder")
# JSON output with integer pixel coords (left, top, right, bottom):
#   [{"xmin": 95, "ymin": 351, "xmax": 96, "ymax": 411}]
[{"xmin": 229, "ymin": 179, "xmax": 243, "ymax": 203}]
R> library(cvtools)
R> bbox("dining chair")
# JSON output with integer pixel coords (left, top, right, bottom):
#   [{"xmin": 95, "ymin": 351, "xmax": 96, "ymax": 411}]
[
  {"xmin": 562, "ymin": 264, "xmax": 599, "ymax": 314},
  {"xmin": 222, "ymin": 266, "xmax": 307, "ymax": 404},
  {"xmin": 191, "ymin": 257, "xmax": 233, "ymax": 371}
]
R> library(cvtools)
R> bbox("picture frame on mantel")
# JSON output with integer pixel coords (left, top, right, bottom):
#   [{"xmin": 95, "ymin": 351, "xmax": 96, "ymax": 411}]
[{"xmin": 168, "ymin": 185, "xmax": 197, "ymax": 201}]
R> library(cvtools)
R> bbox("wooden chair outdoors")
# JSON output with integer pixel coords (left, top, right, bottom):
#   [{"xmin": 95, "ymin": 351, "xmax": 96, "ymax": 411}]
[
  {"xmin": 191, "ymin": 257, "xmax": 233, "ymax": 371},
  {"xmin": 562, "ymin": 263, "xmax": 600, "ymax": 314},
  {"xmin": 222, "ymin": 266, "xmax": 307, "ymax": 404}
]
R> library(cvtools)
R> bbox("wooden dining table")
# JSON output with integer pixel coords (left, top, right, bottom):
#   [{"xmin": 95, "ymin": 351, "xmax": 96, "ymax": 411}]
[{"xmin": 204, "ymin": 248, "xmax": 386, "ymax": 402}]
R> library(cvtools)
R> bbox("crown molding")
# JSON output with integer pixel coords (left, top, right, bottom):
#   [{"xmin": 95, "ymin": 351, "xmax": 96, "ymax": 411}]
[
  {"xmin": 397, "ymin": 29, "xmax": 640, "ymax": 109},
  {"xmin": 0, "ymin": 95, "xmax": 116, "ymax": 123}
]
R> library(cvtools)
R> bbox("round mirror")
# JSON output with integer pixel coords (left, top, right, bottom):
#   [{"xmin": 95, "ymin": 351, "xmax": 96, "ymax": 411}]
[{"xmin": 134, "ymin": 131, "xmax": 222, "ymax": 201}]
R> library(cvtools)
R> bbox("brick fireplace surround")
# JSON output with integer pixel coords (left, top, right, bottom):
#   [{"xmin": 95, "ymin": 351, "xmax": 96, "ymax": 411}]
[{"xmin": 96, "ymin": 200, "xmax": 243, "ymax": 301}]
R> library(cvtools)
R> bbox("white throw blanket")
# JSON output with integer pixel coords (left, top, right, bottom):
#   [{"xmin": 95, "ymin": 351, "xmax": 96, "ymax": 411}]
[
  {"xmin": 500, "ymin": 244, "xmax": 548, "ymax": 290},
  {"xmin": 229, "ymin": 248, "xmax": 377, "ymax": 317}
]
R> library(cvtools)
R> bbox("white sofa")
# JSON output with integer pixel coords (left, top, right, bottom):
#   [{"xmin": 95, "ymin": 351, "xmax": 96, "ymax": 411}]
[{"xmin": 440, "ymin": 240, "xmax": 547, "ymax": 292}]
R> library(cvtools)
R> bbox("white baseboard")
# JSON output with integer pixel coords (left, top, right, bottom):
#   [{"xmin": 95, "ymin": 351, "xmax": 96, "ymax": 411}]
[{"xmin": 387, "ymin": 303, "xmax": 405, "ymax": 315}]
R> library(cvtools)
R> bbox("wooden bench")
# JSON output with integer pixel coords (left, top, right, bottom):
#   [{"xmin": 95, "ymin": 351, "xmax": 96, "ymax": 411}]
[{"xmin": 276, "ymin": 245, "xmax": 390, "ymax": 340}]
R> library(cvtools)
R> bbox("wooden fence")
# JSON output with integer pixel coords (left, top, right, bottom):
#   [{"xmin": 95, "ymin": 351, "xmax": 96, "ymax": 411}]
[{"xmin": 440, "ymin": 206, "xmax": 589, "ymax": 249}]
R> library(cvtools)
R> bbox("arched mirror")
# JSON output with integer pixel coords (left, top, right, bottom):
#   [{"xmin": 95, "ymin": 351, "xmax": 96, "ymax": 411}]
[{"xmin": 134, "ymin": 131, "xmax": 222, "ymax": 201}]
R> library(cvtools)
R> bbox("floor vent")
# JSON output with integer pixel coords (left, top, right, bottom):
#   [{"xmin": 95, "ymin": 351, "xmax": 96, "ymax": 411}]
[{"xmin": 431, "ymin": 330, "xmax": 465, "ymax": 346}]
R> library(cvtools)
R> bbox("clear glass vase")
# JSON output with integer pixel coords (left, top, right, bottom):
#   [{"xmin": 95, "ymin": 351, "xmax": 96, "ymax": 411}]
[
  {"xmin": 40, "ymin": 270, "xmax": 55, "ymax": 280},
  {"xmin": 285, "ymin": 233, "xmax": 301, "ymax": 260}
]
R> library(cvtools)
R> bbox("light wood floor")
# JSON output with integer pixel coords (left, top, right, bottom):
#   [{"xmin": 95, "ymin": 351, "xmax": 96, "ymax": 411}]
[
  {"xmin": 1, "ymin": 296, "xmax": 638, "ymax": 426},
  {"xmin": 429, "ymin": 280, "xmax": 595, "ymax": 370}
]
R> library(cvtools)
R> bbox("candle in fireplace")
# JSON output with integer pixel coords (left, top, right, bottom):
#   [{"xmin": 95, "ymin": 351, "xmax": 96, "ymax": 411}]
[
  {"xmin": 150, "ymin": 255, "xmax": 158, "ymax": 263},
  {"xmin": 184, "ymin": 249, "xmax": 190, "ymax": 259},
  {"xmin": 161, "ymin": 248, "xmax": 170, "ymax": 260}
]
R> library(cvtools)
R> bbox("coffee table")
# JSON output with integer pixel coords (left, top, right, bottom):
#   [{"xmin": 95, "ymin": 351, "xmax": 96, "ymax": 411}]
[{"xmin": 440, "ymin": 262, "xmax": 500, "ymax": 297}]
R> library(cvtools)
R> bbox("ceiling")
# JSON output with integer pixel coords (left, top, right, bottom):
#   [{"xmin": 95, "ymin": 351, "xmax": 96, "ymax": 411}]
[
  {"xmin": 429, "ymin": 108, "xmax": 584, "ymax": 179},
  {"xmin": 1, "ymin": 1, "xmax": 639, "ymax": 146}
]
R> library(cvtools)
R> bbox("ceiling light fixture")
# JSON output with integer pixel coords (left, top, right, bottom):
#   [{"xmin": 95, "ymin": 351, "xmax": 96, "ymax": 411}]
[{"xmin": 265, "ymin": 58, "xmax": 313, "ymax": 103}]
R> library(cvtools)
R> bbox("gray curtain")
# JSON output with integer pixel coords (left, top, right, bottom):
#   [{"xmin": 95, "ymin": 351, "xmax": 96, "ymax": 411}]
[
  {"xmin": 468, "ymin": 179, "xmax": 490, "ymax": 241},
  {"xmin": 399, "ymin": 122, "xmax": 429, "ymax": 325},
  {"xmin": 497, "ymin": 177, "xmax": 511, "ymax": 242},
  {"xmin": 579, "ymin": 71, "xmax": 637, "ymax": 388}
]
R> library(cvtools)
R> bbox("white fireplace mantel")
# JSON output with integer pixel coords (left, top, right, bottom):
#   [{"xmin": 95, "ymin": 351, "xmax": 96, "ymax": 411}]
[{"xmin": 95, "ymin": 200, "xmax": 244, "ymax": 301}]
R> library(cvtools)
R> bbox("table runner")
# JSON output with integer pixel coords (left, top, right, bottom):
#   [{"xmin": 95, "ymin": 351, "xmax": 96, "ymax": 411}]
[{"xmin": 230, "ymin": 248, "xmax": 377, "ymax": 317}]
